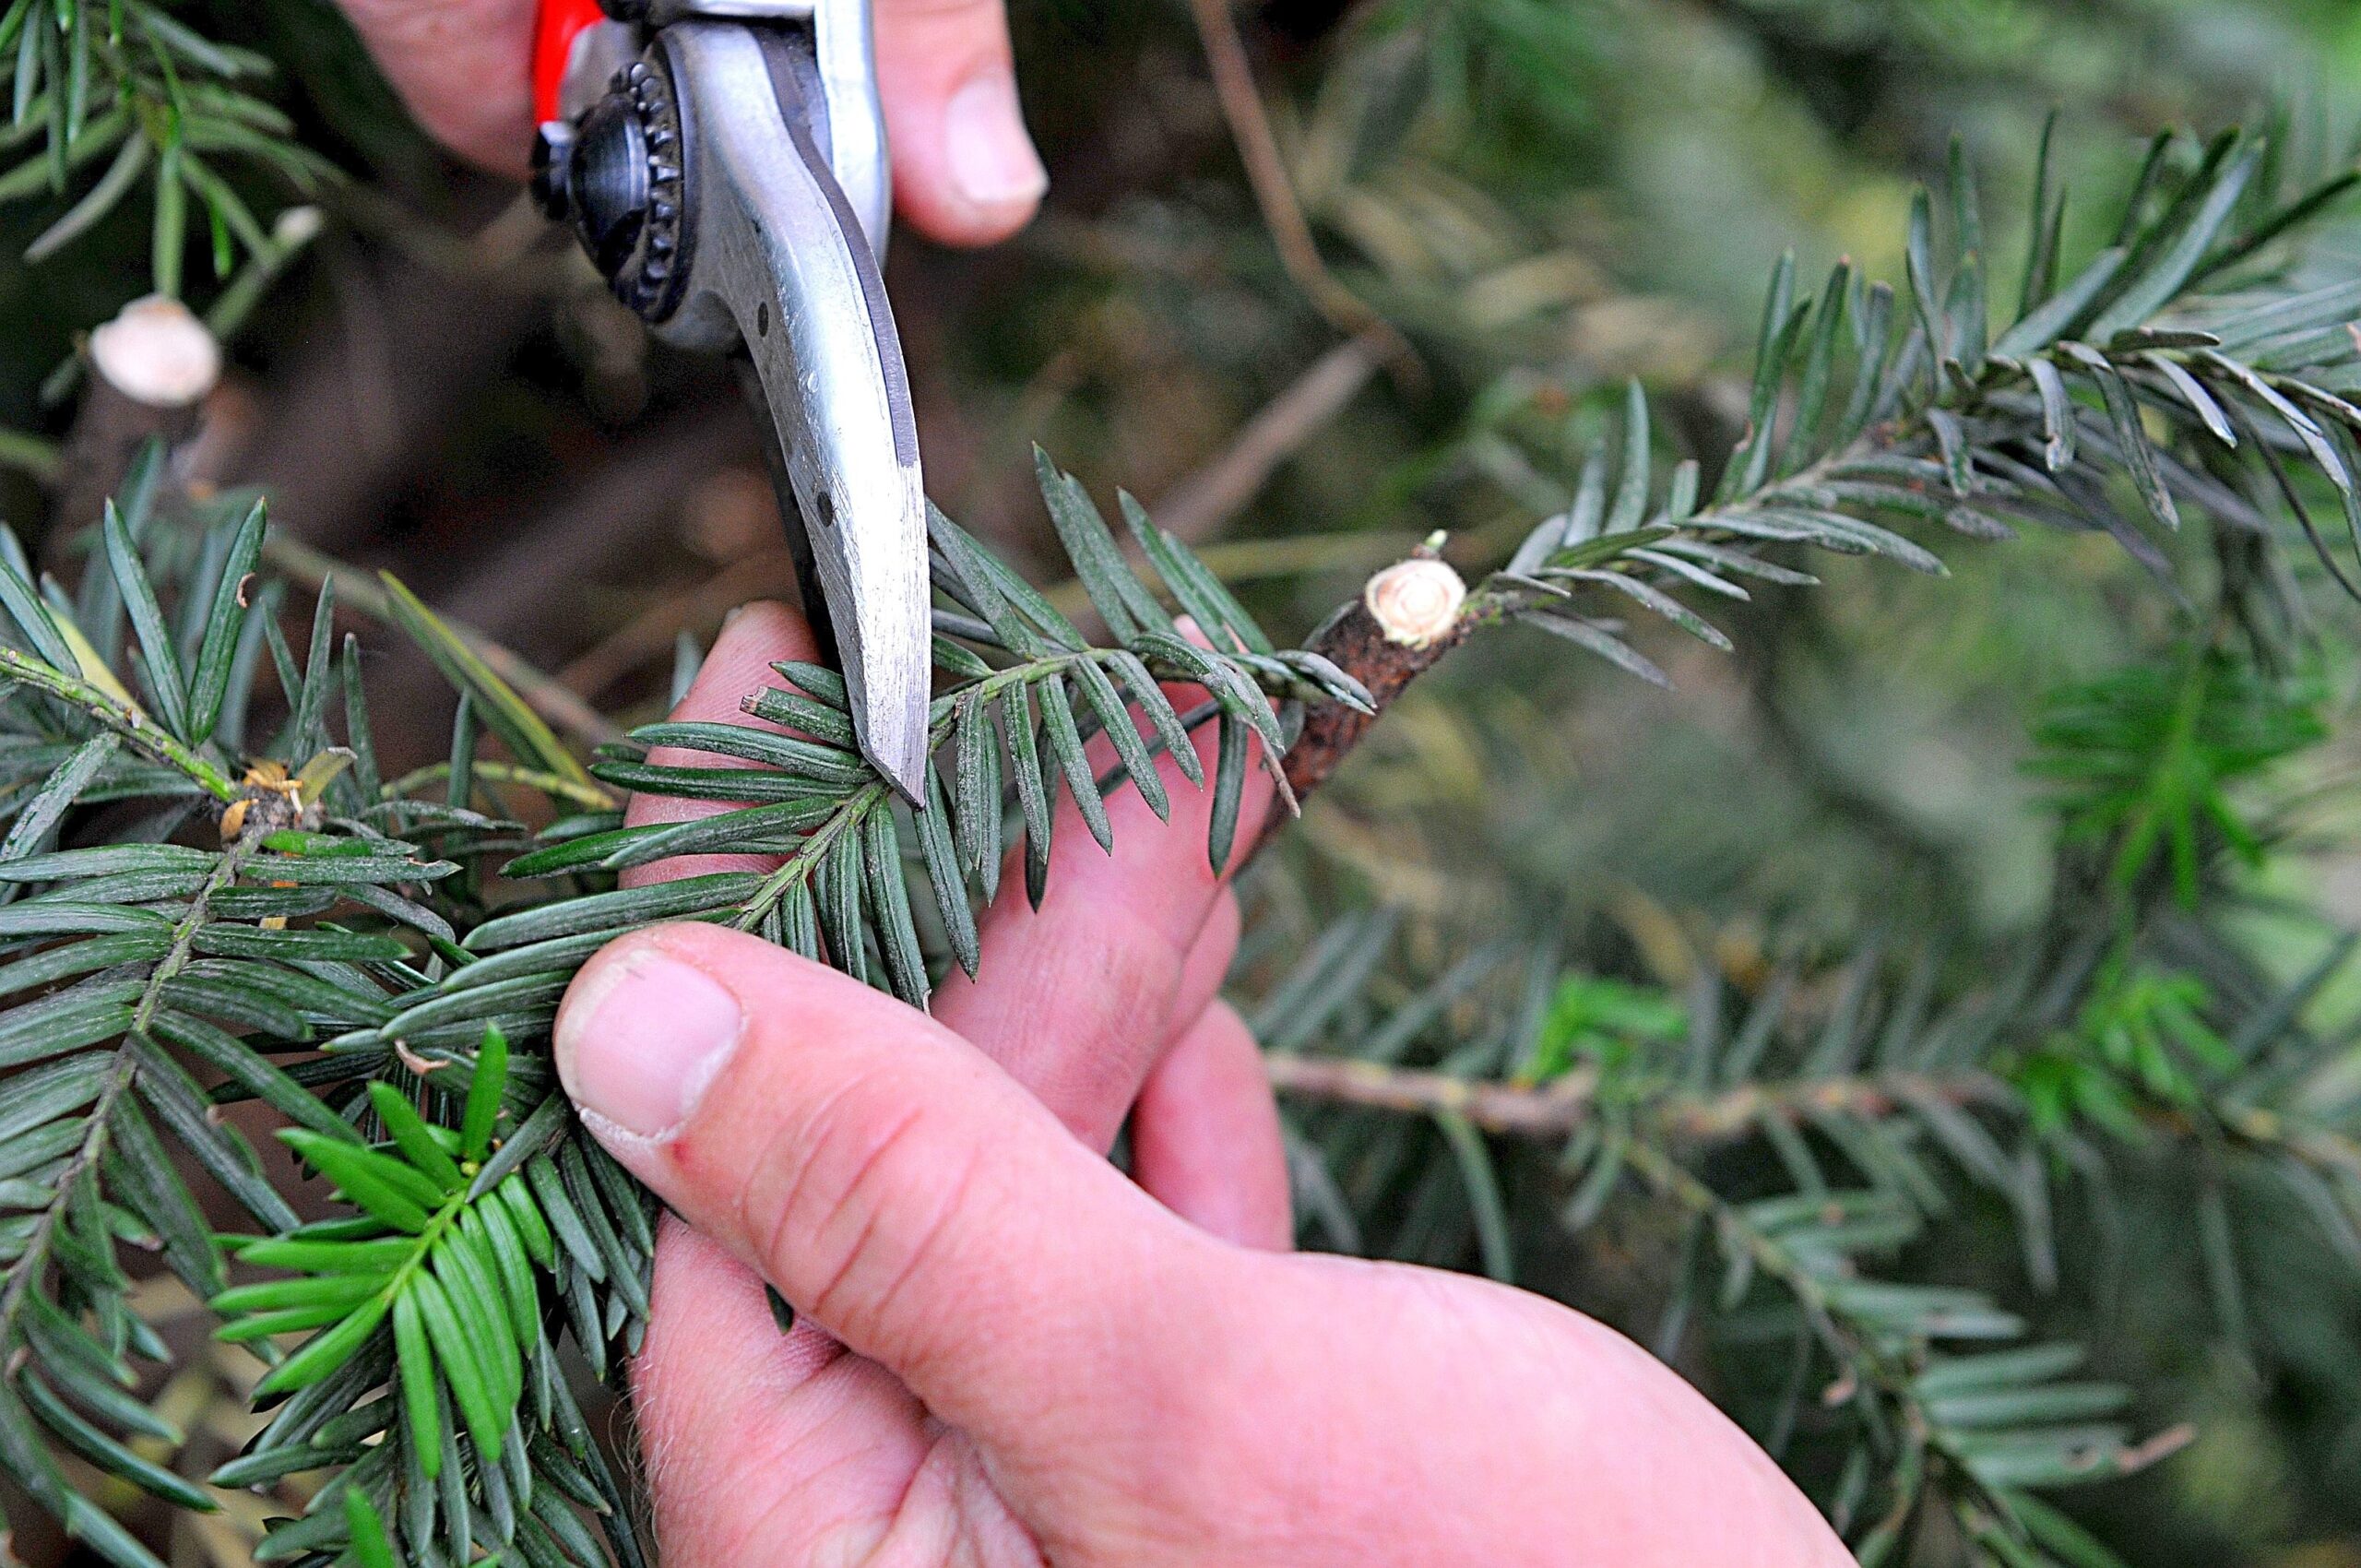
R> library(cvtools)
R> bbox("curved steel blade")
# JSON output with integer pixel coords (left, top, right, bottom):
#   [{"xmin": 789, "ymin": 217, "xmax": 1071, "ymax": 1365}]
[{"xmin": 655, "ymin": 18, "xmax": 931, "ymax": 801}]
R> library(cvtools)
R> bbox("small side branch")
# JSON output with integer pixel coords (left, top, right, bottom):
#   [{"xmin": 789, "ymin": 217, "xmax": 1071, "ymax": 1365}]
[
  {"xmin": 1265, "ymin": 1053, "xmax": 1600, "ymax": 1135},
  {"xmin": 1264, "ymin": 1051, "xmax": 2005, "ymax": 1144},
  {"xmin": 0, "ymin": 842, "xmax": 249, "ymax": 1343},
  {"xmin": 0, "ymin": 647, "xmax": 240, "ymax": 802},
  {"xmin": 1184, "ymin": 0, "xmax": 1417, "ymax": 379}
]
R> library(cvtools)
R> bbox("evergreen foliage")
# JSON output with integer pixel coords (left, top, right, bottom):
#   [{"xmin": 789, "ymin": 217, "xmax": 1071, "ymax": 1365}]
[
  {"xmin": 0, "ymin": 434, "xmax": 1350, "ymax": 1563},
  {"xmin": 0, "ymin": 0, "xmax": 327, "ymax": 296},
  {"xmin": 3, "ymin": 5, "xmax": 2361, "ymax": 1567}
]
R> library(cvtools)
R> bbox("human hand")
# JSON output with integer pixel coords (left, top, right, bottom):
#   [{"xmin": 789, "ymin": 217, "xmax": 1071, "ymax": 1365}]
[
  {"xmin": 335, "ymin": 0, "xmax": 1046, "ymax": 244},
  {"xmin": 550, "ymin": 603, "xmax": 1854, "ymax": 1565}
]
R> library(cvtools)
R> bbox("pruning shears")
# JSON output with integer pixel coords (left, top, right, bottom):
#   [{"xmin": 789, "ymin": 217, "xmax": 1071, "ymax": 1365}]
[{"xmin": 528, "ymin": 0, "xmax": 931, "ymax": 802}]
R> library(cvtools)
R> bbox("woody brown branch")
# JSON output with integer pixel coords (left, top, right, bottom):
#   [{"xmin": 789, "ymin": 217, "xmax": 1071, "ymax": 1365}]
[
  {"xmin": 1260, "ymin": 1053, "xmax": 2008, "ymax": 1144},
  {"xmin": 1259, "ymin": 548, "xmax": 1480, "ymax": 849},
  {"xmin": 1279, "ymin": 599, "xmax": 1472, "ymax": 807},
  {"xmin": 1268, "ymin": 1049, "xmax": 2361, "ymax": 1219}
]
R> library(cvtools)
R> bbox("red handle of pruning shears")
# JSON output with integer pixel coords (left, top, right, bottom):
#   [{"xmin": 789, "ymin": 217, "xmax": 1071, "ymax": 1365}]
[{"xmin": 533, "ymin": 0, "xmax": 608, "ymax": 123}]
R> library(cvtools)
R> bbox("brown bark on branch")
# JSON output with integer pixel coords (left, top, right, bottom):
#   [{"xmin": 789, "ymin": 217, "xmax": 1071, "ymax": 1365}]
[
  {"xmin": 1264, "ymin": 1054, "xmax": 1603, "ymax": 1135},
  {"xmin": 1262, "ymin": 1052, "xmax": 2006, "ymax": 1144}
]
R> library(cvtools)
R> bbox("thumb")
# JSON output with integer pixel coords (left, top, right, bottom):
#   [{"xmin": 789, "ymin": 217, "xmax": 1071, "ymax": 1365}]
[
  {"xmin": 553, "ymin": 921, "xmax": 1215, "ymax": 1444},
  {"xmin": 875, "ymin": 0, "xmax": 1046, "ymax": 245},
  {"xmin": 337, "ymin": 0, "xmax": 535, "ymax": 175}
]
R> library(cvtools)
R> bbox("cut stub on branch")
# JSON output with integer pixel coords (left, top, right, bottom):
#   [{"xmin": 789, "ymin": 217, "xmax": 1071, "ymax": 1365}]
[
  {"xmin": 54, "ymin": 295, "xmax": 224, "ymax": 548},
  {"xmin": 1364, "ymin": 554, "xmax": 1467, "ymax": 647},
  {"xmin": 1270, "ymin": 545, "xmax": 1471, "ymax": 840},
  {"xmin": 89, "ymin": 295, "xmax": 224, "ymax": 408}
]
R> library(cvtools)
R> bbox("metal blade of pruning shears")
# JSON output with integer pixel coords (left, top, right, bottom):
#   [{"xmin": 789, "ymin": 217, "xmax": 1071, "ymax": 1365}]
[{"xmin": 530, "ymin": 0, "xmax": 931, "ymax": 802}]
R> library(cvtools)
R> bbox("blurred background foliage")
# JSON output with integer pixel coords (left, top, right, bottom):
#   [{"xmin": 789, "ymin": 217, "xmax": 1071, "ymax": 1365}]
[{"xmin": 10, "ymin": 0, "xmax": 2361, "ymax": 1564}]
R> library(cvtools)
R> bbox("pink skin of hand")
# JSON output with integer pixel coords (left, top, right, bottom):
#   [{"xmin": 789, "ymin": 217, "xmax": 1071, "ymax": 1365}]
[
  {"xmin": 549, "ymin": 603, "xmax": 1857, "ymax": 1566},
  {"xmin": 333, "ymin": 0, "xmax": 1048, "ymax": 245}
]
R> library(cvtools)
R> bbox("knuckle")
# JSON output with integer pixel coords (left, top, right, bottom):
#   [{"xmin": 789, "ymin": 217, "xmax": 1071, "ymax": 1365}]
[{"xmin": 750, "ymin": 1068, "xmax": 984, "ymax": 1358}]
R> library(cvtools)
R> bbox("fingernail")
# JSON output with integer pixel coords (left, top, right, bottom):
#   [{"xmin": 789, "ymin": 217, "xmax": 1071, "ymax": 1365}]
[
  {"xmin": 944, "ymin": 69, "xmax": 1048, "ymax": 212},
  {"xmin": 555, "ymin": 944, "xmax": 743, "ymax": 1145}
]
